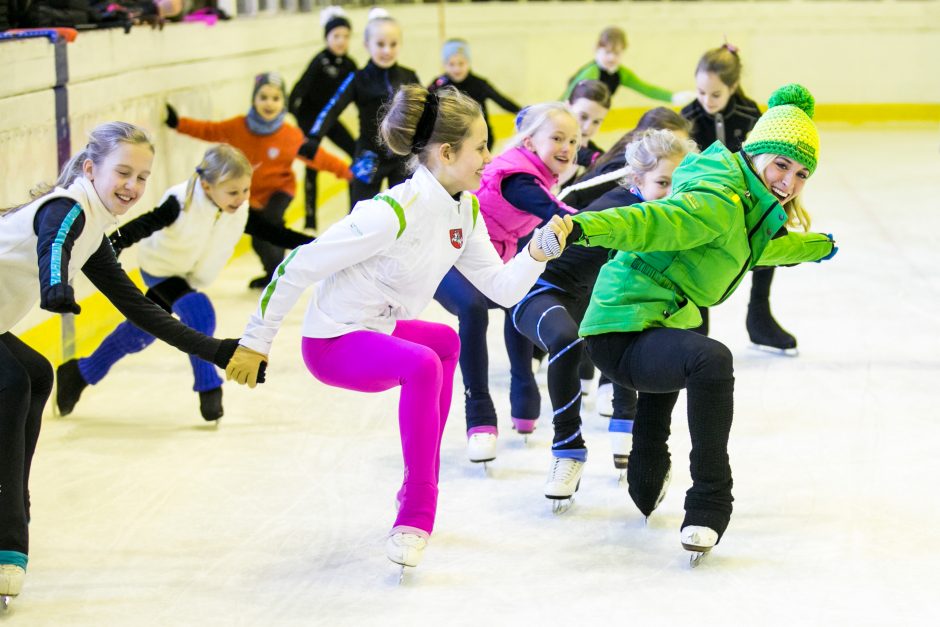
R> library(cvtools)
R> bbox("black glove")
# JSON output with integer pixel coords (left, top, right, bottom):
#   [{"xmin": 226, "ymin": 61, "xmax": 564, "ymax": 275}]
[
  {"xmin": 165, "ymin": 104, "xmax": 179, "ymax": 129},
  {"xmin": 297, "ymin": 139, "xmax": 320, "ymax": 160},
  {"xmin": 41, "ymin": 283, "xmax": 81, "ymax": 315}
]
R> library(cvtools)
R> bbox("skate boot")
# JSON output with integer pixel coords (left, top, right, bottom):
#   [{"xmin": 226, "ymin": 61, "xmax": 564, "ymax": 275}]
[
  {"xmin": 545, "ymin": 456, "xmax": 584, "ymax": 514},
  {"xmin": 248, "ymin": 274, "xmax": 272, "ymax": 290},
  {"xmin": 55, "ymin": 359, "xmax": 88, "ymax": 416},
  {"xmin": 386, "ymin": 529, "xmax": 428, "ymax": 582},
  {"xmin": 511, "ymin": 417, "xmax": 537, "ymax": 443},
  {"xmin": 596, "ymin": 382, "xmax": 613, "ymax": 418},
  {"xmin": 627, "ymin": 456, "xmax": 672, "ymax": 520},
  {"xmin": 467, "ymin": 427, "xmax": 497, "ymax": 465},
  {"xmin": 199, "ymin": 387, "xmax": 224, "ymax": 422},
  {"xmin": 746, "ymin": 302, "xmax": 798, "ymax": 355},
  {"xmin": 681, "ymin": 525, "xmax": 718, "ymax": 568},
  {"xmin": 608, "ymin": 418, "xmax": 634, "ymax": 479},
  {"xmin": 0, "ymin": 564, "xmax": 25, "ymax": 611}
]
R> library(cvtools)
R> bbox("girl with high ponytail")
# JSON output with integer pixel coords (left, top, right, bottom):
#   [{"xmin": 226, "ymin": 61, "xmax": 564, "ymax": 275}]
[{"xmin": 226, "ymin": 84, "xmax": 573, "ymax": 574}]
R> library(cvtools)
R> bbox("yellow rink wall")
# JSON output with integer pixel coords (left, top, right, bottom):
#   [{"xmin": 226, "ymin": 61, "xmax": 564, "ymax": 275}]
[{"xmin": 2, "ymin": 1, "xmax": 938, "ymax": 364}]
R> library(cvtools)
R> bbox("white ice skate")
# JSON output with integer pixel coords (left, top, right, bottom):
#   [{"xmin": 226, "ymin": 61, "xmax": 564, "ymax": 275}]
[
  {"xmin": 610, "ymin": 430, "xmax": 632, "ymax": 481},
  {"xmin": 596, "ymin": 382, "xmax": 613, "ymax": 418},
  {"xmin": 386, "ymin": 531, "xmax": 428, "ymax": 583},
  {"xmin": 0, "ymin": 564, "xmax": 24, "ymax": 611},
  {"xmin": 467, "ymin": 432, "xmax": 497, "ymax": 466},
  {"xmin": 545, "ymin": 457, "xmax": 584, "ymax": 514},
  {"xmin": 680, "ymin": 525, "xmax": 718, "ymax": 568}
]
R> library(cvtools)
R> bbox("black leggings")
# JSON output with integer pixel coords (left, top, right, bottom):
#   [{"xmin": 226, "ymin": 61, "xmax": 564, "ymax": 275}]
[
  {"xmin": 585, "ymin": 328, "xmax": 735, "ymax": 538},
  {"xmin": 512, "ymin": 288, "xmax": 588, "ymax": 448},
  {"xmin": 304, "ymin": 123, "xmax": 357, "ymax": 229},
  {"xmin": 250, "ymin": 191, "xmax": 294, "ymax": 280},
  {"xmin": 0, "ymin": 333, "xmax": 54, "ymax": 555}
]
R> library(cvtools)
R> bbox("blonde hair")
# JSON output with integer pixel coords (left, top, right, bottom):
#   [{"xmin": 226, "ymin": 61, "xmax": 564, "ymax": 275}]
[
  {"xmin": 620, "ymin": 129, "xmax": 699, "ymax": 188},
  {"xmin": 380, "ymin": 85, "xmax": 482, "ymax": 172},
  {"xmin": 364, "ymin": 7, "xmax": 398, "ymax": 44},
  {"xmin": 750, "ymin": 152, "xmax": 812, "ymax": 230},
  {"xmin": 503, "ymin": 102, "xmax": 580, "ymax": 152},
  {"xmin": 598, "ymin": 26, "xmax": 627, "ymax": 50},
  {"xmin": 184, "ymin": 144, "xmax": 253, "ymax": 211},
  {"xmin": 3, "ymin": 121, "xmax": 153, "ymax": 215}
]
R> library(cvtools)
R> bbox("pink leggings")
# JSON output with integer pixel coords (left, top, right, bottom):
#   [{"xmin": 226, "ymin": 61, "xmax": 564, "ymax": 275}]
[{"xmin": 301, "ymin": 320, "xmax": 460, "ymax": 536}]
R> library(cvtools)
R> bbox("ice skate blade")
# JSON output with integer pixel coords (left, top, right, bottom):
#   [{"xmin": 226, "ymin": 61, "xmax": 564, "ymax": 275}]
[
  {"xmin": 749, "ymin": 343, "xmax": 799, "ymax": 357},
  {"xmin": 618, "ymin": 470, "xmax": 627, "ymax": 484},
  {"xmin": 1, "ymin": 594, "xmax": 12, "ymax": 611},
  {"xmin": 682, "ymin": 545, "xmax": 712, "ymax": 568},
  {"xmin": 548, "ymin": 497, "xmax": 574, "ymax": 515}
]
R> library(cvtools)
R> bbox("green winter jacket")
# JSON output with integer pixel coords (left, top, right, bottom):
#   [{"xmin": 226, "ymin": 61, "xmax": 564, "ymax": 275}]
[{"xmin": 571, "ymin": 143, "xmax": 834, "ymax": 336}]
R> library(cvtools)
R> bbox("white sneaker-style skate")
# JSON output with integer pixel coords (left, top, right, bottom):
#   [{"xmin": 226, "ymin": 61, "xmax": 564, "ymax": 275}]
[
  {"xmin": 596, "ymin": 382, "xmax": 613, "ymax": 417},
  {"xmin": 681, "ymin": 525, "xmax": 718, "ymax": 568},
  {"xmin": 467, "ymin": 433, "xmax": 497, "ymax": 464},
  {"xmin": 386, "ymin": 531, "xmax": 428, "ymax": 583},
  {"xmin": 0, "ymin": 564, "xmax": 25, "ymax": 611},
  {"xmin": 545, "ymin": 457, "xmax": 585, "ymax": 514}
]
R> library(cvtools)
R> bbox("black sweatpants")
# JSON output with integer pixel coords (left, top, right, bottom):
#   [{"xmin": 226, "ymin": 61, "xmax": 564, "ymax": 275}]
[
  {"xmin": 250, "ymin": 191, "xmax": 295, "ymax": 281},
  {"xmin": 585, "ymin": 328, "xmax": 735, "ymax": 538},
  {"xmin": 0, "ymin": 333, "xmax": 54, "ymax": 555}
]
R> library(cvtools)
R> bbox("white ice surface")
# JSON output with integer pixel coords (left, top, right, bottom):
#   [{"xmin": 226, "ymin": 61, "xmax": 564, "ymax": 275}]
[{"xmin": 10, "ymin": 126, "xmax": 940, "ymax": 626}]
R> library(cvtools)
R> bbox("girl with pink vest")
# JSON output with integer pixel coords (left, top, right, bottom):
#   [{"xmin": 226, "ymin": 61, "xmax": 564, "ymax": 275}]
[{"xmin": 434, "ymin": 102, "xmax": 580, "ymax": 464}]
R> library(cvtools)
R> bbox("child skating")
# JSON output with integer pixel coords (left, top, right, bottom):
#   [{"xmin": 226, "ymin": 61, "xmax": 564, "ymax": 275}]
[
  {"xmin": 55, "ymin": 144, "xmax": 312, "ymax": 422},
  {"xmin": 0, "ymin": 123, "xmax": 252, "ymax": 608},
  {"xmin": 225, "ymin": 85, "xmax": 572, "ymax": 574}
]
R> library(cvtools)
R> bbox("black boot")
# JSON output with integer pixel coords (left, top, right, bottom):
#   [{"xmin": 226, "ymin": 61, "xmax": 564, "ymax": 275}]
[
  {"xmin": 627, "ymin": 449, "xmax": 672, "ymax": 517},
  {"xmin": 199, "ymin": 387, "xmax": 224, "ymax": 422},
  {"xmin": 746, "ymin": 301, "xmax": 797, "ymax": 351},
  {"xmin": 56, "ymin": 359, "xmax": 88, "ymax": 416}
]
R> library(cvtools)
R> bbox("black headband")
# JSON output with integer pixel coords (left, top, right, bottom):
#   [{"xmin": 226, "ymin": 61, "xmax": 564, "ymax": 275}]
[{"xmin": 410, "ymin": 92, "xmax": 440, "ymax": 154}]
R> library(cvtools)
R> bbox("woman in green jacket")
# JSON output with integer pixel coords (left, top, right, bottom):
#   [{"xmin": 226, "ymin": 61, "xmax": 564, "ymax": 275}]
[{"xmin": 566, "ymin": 84, "xmax": 837, "ymax": 562}]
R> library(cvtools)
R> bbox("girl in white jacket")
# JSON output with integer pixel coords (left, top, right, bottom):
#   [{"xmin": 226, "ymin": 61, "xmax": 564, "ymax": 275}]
[
  {"xmin": 0, "ymin": 123, "xmax": 241, "ymax": 607},
  {"xmin": 56, "ymin": 145, "xmax": 311, "ymax": 422},
  {"xmin": 224, "ymin": 85, "xmax": 573, "ymax": 572}
]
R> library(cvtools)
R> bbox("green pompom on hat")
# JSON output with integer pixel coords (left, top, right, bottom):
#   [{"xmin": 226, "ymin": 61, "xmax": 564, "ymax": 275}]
[{"xmin": 743, "ymin": 83, "xmax": 819, "ymax": 175}]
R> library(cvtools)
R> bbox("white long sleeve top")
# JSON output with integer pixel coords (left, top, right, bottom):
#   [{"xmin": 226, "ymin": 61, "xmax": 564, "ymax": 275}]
[
  {"xmin": 136, "ymin": 180, "xmax": 250, "ymax": 289},
  {"xmin": 240, "ymin": 165, "xmax": 547, "ymax": 355}
]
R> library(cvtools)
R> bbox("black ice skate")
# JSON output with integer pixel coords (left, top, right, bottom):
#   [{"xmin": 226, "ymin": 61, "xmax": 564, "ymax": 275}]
[
  {"xmin": 55, "ymin": 359, "xmax": 88, "ymax": 416},
  {"xmin": 746, "ymin": 302, "xmax": 798, "ymax": 356},
  {"xmin": 199, "ymin": 387, "xmax": 224, "ymax": 423}
]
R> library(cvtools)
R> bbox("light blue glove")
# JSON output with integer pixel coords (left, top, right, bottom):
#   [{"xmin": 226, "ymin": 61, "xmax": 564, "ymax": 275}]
[
  {"xmin": 815, "ymin": 233, "xmax": 838, "ymax": 262},
  {"xmin": 351, "ymin": 150, "xmax": 379, "ymax": 184}
]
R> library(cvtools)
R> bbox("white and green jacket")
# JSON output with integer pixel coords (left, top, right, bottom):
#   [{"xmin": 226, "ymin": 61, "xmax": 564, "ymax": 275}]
[{"xmin": 239, "ymin": 165, "xmax": 547, "ymax": 355}]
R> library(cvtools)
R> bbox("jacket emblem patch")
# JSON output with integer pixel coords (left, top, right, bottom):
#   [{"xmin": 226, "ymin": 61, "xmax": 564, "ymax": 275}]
[{"xmin": 450, "ymin": 228, "xmax": 464, "ymax": 249}]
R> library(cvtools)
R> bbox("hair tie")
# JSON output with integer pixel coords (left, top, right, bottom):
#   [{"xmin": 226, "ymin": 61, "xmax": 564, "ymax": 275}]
[
  {"xmin": 411, "ymin": 92, "xmax": 440, "ymax": 153},
  {"xmin": 722, "ymin": 36, "xmax": 738, "ymax": 54}
]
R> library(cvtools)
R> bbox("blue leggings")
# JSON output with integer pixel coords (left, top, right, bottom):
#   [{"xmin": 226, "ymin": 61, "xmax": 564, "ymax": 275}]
[
  {"xmin": 433, "ymin": 267, "xmax": 539, "ymax": 431},
  {"xmin": 78, "ymin": 273, "xmax": 221, "ymax": 393}
]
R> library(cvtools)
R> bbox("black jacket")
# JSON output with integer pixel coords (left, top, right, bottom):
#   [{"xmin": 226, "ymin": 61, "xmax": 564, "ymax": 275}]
[
  {"xmin": 681, "ymin": 92, "xmax": 761, "ymax": 153},
  {"xmin": 289, "ymin": 49, "xmax": 357, "ymax": 134}
]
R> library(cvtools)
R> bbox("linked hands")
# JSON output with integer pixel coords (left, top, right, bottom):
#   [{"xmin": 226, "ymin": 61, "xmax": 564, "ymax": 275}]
[
  {"xmin": 225, "ymin": 344, "xmax": 269, "ymax": 388},
  {"xmin": 528, "ymin": 214, "xmax": 575, "ymax": 262}
]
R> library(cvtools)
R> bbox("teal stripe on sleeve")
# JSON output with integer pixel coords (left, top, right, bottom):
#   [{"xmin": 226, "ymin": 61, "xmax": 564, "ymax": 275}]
[{"xmin": 49, "ymin": 203, "xmax": 83, "ymax": 286}]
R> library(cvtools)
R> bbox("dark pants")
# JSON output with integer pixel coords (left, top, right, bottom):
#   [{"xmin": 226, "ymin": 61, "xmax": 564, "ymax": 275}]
[
  {"xmin": 433, "ymin": 267, "xmax": 539, "ymax": 431},
  {"xmin": 512, "ymin": 288, "xmax": 587, "ymax": 448},
  {"xmin": 0, "ymin": 333, "xmax": 54, "ymax": 555},
  {"xmin": 585, "ymin": 328, "xmax": 735, "ymax": 538},
  {"xmin": 304, "ymin": 123, "xmax": 356, "ymax": 230},
  {"xmin": 250, "ymin": 191, "xmax": 294, "ymax": 280}
]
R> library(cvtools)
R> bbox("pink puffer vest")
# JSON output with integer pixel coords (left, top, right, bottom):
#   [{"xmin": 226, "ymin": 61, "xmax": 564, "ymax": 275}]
[{"xmin": 476, "ymin": 147, "xmax": 561, "ymax": 262}]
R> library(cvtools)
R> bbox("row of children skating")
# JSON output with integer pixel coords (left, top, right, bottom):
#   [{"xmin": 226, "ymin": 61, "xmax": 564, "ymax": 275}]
[{"xmin": 0, "ymin": 5, "xmax": 839, "ymax": 604}]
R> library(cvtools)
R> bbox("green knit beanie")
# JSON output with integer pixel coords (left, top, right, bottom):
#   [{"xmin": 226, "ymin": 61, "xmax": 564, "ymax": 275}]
[{"xmin": 743, "ymin": 84, "xmax": 819, "ymax": 175}]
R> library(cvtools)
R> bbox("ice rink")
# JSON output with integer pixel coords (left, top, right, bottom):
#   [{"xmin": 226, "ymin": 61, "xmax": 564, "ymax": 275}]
[{"xmin": 9, "ymin": 125, "xmax": 940, "ymax": 625}]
